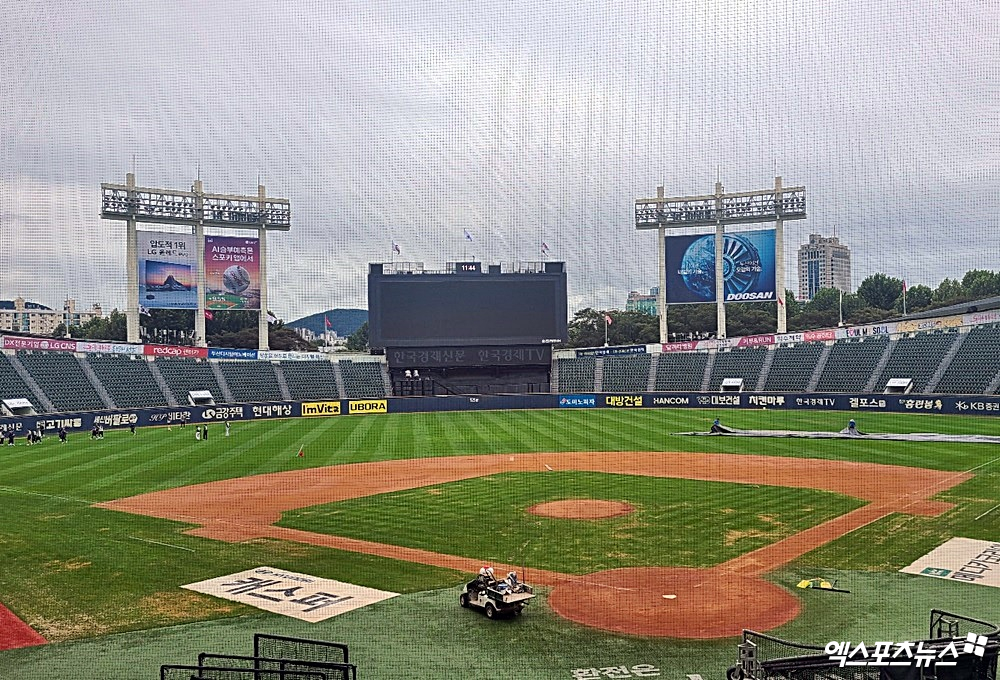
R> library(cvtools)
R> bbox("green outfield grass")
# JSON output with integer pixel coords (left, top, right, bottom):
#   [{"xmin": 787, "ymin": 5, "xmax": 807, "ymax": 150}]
[
  {"xmin": 1, "ymin": 407, "xmax": 999, "ymax": 678},
  {"xmin": 279, "ymin": 471, "xmax": 864, "ymax": 573}
]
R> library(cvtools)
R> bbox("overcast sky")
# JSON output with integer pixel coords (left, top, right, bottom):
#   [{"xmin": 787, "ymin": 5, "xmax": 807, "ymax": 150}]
[{"xmin": 1, "ymin": 0, "xmax": 996, "ymax": 320}]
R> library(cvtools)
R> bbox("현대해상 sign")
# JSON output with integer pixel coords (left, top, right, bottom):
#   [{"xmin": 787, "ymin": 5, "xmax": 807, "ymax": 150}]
[
  {"xmin": 900, "ymin": 538, "xmax": 1000, "ymax": 587},
  {"xmin": 183, "ymin": 566, "xmax": 399, "ymax": 622}
]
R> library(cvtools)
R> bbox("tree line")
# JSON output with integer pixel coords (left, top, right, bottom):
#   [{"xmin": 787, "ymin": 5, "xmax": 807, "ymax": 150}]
[{"xmin": 567, "ymin": 269, "xmax": 1000, "ymax": 348}]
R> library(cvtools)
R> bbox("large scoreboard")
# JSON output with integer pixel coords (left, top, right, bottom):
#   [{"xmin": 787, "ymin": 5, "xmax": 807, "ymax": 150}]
[{"xmin": 367, "ymin": 262, "xmax": 568, "ymax": 351}]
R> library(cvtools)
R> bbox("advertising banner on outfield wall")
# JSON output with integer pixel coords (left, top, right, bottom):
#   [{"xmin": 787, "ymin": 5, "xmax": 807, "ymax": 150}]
[
  {"xmin": 205, "ymin": 235, "xmax": 261, "ymax": 310},
  {"xmin": 576, "ymin": 345, "xmax": 647, "ymax": 357},
  {"xmin": 6, "ymin": 393, "xmax": 1000, "ymax": 441},
  {"xmin": 143, "ymin": 344, "xmax": 209, "ymax": 358},
  {"xmin": 665, "ymin": 229, "xmax": 776, "ymax": 304},
  {"xmin": 1, "ymin": 336, "xmax": 77, "ymax": 352},
  {"xmin": 138, "ymin": 231, "xmax": 198, "ymax": 309},
  {"xmin": 207, "ymin": 348, "xmax": 258, "ymax": 360}
]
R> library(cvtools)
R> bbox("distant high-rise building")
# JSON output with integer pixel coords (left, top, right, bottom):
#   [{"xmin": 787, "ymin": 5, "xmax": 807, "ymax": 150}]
[
  {"xmin": 0, "ymin": 297, "xmax": 103, "ymax": 336},
  {"xmin": 626, "ymin": 287, "xmax": 659, "ymax": 315},
  {"xmin": 797, "ymin": 234, "xmax": 851, "ymax": 300}
]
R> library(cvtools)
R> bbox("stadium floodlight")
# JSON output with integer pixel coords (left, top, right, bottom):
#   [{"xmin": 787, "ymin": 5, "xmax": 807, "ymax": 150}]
[
  {"xmin": 100, "ymin": 173, "xmax": 290, "ymax": 349},
  {"xmin": 635, "ymin": 177, "xmax": 806, "ymax": 342}
]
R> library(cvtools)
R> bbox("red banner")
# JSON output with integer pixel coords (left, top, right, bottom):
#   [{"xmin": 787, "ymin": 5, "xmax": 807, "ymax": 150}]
[
  {"xmin": 1, "ymin": 337, "xmax": 77, "ymax": 352},
  {"xmin": 142, "ymin": 344, "xmax": 209, "ymax": 358},
  {"xmin": 803, "ymin": 329, "xmax": 837, "ymax": 342},
  {"xmin": 736, "ymin": 334, "xmax": 775, "ymax": 348},
  {"xmin": 661, "ymin": 341, "xmax": 701, "ymax": 353}
]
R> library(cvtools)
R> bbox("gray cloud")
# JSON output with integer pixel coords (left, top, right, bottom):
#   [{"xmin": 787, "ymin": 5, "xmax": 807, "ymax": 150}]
[{"xmin": 1, "ymin": 0, "xmax": 995, "ymax": 319}]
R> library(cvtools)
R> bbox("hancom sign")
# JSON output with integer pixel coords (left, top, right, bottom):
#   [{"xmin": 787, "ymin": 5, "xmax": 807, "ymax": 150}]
[
  {"xmin": 665, "ymin": 229, "xmax": 776, "ymax": 304},
  {"xmin": 348, "ymin": 400, "xmax": 387, "ymax": 414},
  {"xmin": 302, "ymin": 401, "xmax": 341, "ymax": 417}
]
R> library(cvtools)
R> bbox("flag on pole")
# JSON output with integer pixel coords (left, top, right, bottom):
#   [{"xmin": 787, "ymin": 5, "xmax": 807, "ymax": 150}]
[
  {"xmin": 604, "ymin": 314, "xmax": 613, "ymax": 325},
  {"xmin": 392, "ymin": 240, "xmax": 401, "ymax": 254},
  {"xmin": 541, "ymin": 242, "xmax": 550, "ymax": 254},
  {"xmin": 296, "ymin": 445, "xmax": 304, "ymax": 458},
  {"xmin": 324, "ymin": 315, "xmax": 332, "ymax": 330},
  {"xmin": 204, "ymin": 310, "xmax": 214, "ymax": 321},
  {"xmin": 902, "ymin": 280, "xmax": 907, "ymax": 293},
  {"xmin": 463, "ymin": 229, "xmax": 474, "ymax": 242},
  {"xmin": 139, "ymin": 305, "xmax": 151, "ymax": 317},
  {"xmin": 267, "ymin": 311, "xmax": 278, "ymax": 323}
]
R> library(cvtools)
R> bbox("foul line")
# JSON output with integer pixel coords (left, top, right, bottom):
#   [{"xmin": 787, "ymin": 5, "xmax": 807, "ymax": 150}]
[{"xmin": 127, "ymin": 536, "xmax": 196, "ymax": 552}]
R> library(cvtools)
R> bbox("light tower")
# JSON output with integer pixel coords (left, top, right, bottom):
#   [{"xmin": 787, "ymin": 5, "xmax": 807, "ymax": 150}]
[
  {"xmin": 635, "ymin": 176, "xmax": 806, "ymax": 342},
  {"xmin": 100, "ymin": 174, "xmax": 290, "ymax": 349}
]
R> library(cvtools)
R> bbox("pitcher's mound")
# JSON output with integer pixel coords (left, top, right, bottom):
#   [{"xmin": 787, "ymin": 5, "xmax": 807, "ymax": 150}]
[
  {"xmin": 528, "ymin": 499, "xmax": 635, "ymax": 519},
  {"xmin": 549, "ymin": 567, "xmax": 800, "ymax": 638}
]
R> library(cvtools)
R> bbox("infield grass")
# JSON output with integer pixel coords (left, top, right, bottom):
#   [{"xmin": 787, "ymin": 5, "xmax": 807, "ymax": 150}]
[{"xmin": 279, "ymin": 471, "xmax": 864, "ymax": 573}]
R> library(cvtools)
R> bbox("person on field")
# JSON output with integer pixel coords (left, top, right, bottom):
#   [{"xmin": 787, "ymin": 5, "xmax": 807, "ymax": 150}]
[
  {"xmin": 202, "ymin": 425, "xmax": 208, "ymax": 441},
  {"xmin": 711, "ymin": 418, "xmax": 725, "ymax": 433},
  {"xmin": 58, "ymin": 427, "xmax": 67, "ymax": 444}
]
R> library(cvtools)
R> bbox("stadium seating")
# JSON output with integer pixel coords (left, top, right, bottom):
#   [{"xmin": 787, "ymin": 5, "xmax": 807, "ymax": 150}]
[
  {"xmin": 556, "ymin": 357, "xmax": 597, "ymax": 392},
  {"xmin": 814, "ymin": 336, "xmax": 890, "ymax": 393},
  {"xmin": 874, "ymin": 331, "xmax": 959, "ymax": 393},
  {"xmin": 218, "ymin": 361, "xmax": 285, "ymax": 403},
  {"xmin": 338, "ymin": 360, "xmax": 389, "ymax": 399},
  {"xmin": 0, "ymin": 352, "xmax": 40, "ymax": 407},
  {"xmin": 707, "ymin": 347, "xmax": 768, "ymax": 391},
  {"xmin": 16, "ymin": 351, "xmax": 107, "ymax": 412},
  {"xmin": 87, "ymin": 354, "xmax": 171, "ymax": 408},
  {"xmin": 935, "ymin": 325, "xmax": 1000, "ymax": 395},
  {"xmin": 602, "ymin": 354, "xmax": 651, "ymax": 392},
  {"xmin": 154, "ymin": 358, "xmax": 226, "ymax": 405},
  {"xmin": 653, "ymin": 352, "xmax": 709, "ymax": 391},
  {"xmin": 763, "ymin": 343, "xmax": 825, "ymax": 392},
  {"xmin": 280, "ymin": 361, "xmax": 341, "ymax": 400}
]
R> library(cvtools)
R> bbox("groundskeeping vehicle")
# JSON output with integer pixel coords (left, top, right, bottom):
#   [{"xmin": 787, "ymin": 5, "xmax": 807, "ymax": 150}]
[{"xmin": 459, "ymin": 571, "xmax": 535, "ymax": 619}]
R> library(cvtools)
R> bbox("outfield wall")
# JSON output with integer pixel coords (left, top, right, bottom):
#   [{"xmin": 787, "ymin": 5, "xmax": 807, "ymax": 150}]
[{"xmin": 2, "ymin": 392, "xmax": 1000, "ymax": 436}]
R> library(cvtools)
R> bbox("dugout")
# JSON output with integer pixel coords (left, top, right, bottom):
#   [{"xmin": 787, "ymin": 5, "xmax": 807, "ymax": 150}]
[{"xmin": 1, "ymin": 398, "xmax": 36, "ymax": 416}]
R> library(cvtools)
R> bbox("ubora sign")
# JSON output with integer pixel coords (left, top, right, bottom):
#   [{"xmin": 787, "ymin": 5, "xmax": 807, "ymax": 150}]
[{"xmin": 348, "ymin": 400, "xmax": 388, "ymax": 415}]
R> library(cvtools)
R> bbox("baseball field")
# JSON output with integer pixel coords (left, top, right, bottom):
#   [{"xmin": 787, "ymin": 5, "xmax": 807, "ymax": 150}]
[{"xmin": 1, "ymin": 407, "xmax": 999, "ymax": 679}]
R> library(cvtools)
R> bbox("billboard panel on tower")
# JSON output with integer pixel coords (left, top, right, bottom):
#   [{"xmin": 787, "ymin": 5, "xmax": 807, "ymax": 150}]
[
  {"xmin": 665, "ymin": 229, "xmax": 776, "ymax": 304},
  {"xmin": 205, "ymin": 236, "xmax": 261, "ymax": 310},
  {"xmin": 137, "ymin": 231, "xmax": 197, "ymax": 309}
]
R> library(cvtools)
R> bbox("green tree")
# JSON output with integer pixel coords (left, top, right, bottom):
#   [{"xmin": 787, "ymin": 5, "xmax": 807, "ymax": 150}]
[
  {"xmin": 897, "ymin": 284, "xmax": 933, "ymax": 312},
  {"xmin": 346, "ymin": 321, "xmax": 369, "ymax": 352},
  {"xmin": 857, "ymin": 273, "xmax": 904, "ymax": 310},
  {"xmin": 962, "ymin": 270, "xmax": 1000, "ymax": 298},
  {"xmin": 933, "ymin": 278, "xmax": 964, "ymax": 303}
]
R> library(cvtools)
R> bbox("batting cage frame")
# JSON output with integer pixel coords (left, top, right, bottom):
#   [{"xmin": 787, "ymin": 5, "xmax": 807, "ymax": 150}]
[
  {"xmin": 253, "ymin": 634, "xmax": 350, "ymax": 666},
  {"xmin": 196, "ymin": 653, "xmax": 356, "ymax": 680},
  {"xmin": 160, "ymin": 665, "xmax": 329, "ymax": 680},
  {"xmin": 729, "ymin": 610, "xmax": 1000, "ymax": 680}
]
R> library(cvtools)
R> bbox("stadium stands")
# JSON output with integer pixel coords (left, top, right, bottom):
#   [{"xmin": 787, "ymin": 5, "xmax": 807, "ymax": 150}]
[
  {"xmin": 154, "ymin": 358, "xmax": 226, "ymax": 405},
  {"xmin": 707, "ymin": 347, "xmax": 768, "ymax": 391},
  {"xmin": 0, "ymin": 352, "xmax": 42, "ymax": 407},
  {"xmin": 874, "ymin": 331, "xmax": 959, "ymax": 393},
  {"xmin": 556, "ymin": 356, "xmax": 597, "ymax": 392},
  {"xmin": 338, "ymin": 360, "xmax": 390, "ymax": 399},
  {"xmin": 814, "ymin": 336, "xmax": 890, "ymax": 393},
  {"xmin": 602, "ymin": 354, "xmax": 651, "ymax": 392},
  {"xmin": 87, "ymin": 354, "xmax": 171, "ymax": 408},
  {"xmin": 280, "ymin": 361, "xmax": 342, "ymax": 400},
  {"xmin": 16, "ymin": 351, "xmax": 108, "ymax": 412},
  {"xmin": 934, "ymin": 325, "xmax": 1000, "ymax": 395},
  {"xmin": 218, "ymin": 361, "xmax": 285, "ymax": 403},
  {"xmin": 654, "ymin": 352, "xmax": 709, "ymax": 391},
  {"xmin": 763, "ymin": 343, "xmax": 825, "ymax": 392}
]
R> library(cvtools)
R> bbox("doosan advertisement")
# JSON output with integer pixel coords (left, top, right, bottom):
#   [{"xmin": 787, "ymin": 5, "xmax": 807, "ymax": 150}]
[{"xmin": 665, "ymin": 229, "xmax": 776, "ymax": 304}]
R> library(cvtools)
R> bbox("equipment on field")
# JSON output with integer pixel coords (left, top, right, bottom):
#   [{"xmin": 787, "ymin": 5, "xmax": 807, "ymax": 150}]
[
  {"xmin": 795, "ymin": 577, "xmax": 850, "ymax": 593},
  {"xmin": 460, "ymin": 569, "xmax": 535, "ymax": 619}
]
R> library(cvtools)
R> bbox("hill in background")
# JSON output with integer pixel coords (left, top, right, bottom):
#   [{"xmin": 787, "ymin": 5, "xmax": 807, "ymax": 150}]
[{"xmin": 287, "ymin": 309, "xmax": 367, "ymax": 337}]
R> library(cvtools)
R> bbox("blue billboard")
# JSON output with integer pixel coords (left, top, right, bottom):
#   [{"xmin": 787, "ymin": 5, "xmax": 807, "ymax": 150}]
[{"xmin": 665, "ymin": 229, "xmax": 776, "ymax": 304}]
